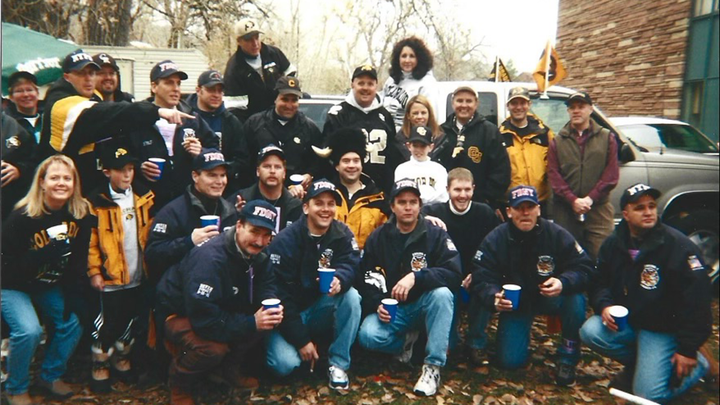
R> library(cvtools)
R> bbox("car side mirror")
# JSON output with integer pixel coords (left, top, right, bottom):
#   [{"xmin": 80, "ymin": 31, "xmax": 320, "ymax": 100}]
[{"xmin": 619, "ymin": 143, "xmax": 635, "ymax": 163}]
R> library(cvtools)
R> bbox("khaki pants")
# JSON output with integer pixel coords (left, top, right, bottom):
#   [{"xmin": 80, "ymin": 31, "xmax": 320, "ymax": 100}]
[{"xmin": 552, "ymin": 199, "xmax": 614, "ymax": 261}]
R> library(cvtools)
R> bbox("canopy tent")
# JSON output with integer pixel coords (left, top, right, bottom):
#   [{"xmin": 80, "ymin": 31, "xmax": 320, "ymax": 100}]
[{"xmin": 2, "ymin": 22, "xmax": 79, "ymax": 96}]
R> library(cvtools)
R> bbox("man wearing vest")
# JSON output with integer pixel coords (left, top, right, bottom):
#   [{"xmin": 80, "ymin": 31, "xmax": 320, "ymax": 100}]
[{"xmin": 547, "ymin": 91, "xmax": 618, "ymax": 260}]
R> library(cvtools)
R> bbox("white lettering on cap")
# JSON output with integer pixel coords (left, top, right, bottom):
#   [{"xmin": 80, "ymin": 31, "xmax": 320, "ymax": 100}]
[
  {"xmin": 252, "ymin": 206, "xmax": 277, "ymax": 221},
  {"xmin": 627, "ymin": 184, "xmax": 651, "ymax": 196},
  {"xmin": 99, "ymin": 54, "xmax": 111, "ymax": 64},
  {"xmin": 71, "ymin": 53, "xmax": 93, "ymax": 63},
  {"xmin": 204, "ymin": 152, "xmax": 225, "ymax": 162},
  {"xmin": 396, "ymin": 180, "xmax": 416, "ymax": 189},
  {"xmin": 159, "ymin": 62, "xmax": 179, "ymax": 72},
  {"xmin": 511, "ymin": 187, "xmax": 535, "ymax": 199},
  {"xmin": 313, "ymin": 181, "xmax": 335, "ymax": 191}
]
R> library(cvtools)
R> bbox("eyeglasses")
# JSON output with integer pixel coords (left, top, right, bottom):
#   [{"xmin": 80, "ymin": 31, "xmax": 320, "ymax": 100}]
[{"xmin": 69, "ymin": 69, "xmax": 97, "ymax": 78}]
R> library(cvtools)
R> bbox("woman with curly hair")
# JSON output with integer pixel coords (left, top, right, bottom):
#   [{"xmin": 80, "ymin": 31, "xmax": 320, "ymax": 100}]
[
  {"xmin": 397, "ymin": 95, "xmax": 443, "ymax": 160},
  {"xmin": 383, "ymin": 36, "xmax": 439, "ymax": 131}
]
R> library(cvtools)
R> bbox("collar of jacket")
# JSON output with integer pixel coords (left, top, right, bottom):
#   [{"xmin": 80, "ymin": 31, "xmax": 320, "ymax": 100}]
[
  {"xmin": 614, "ymin": 219, "xmax": 665, "ymax": 255},
  {"xmin": 244, "ymin": 183, "xmax": 293, "ymax": 206},
  {"xmin": 558, "ymin": 117, "xmax": 603, "ymax": 139},
  {"xmin": 298, "ymin": 215, "xmax": 347, "ymax": 245},
  {"xmin": 235, "ymin": 43, "xmax": 273, "ymax": 66},
  {"xmin": 186, "ymin": 185, "xmax": 235, "ymax": 221},
  {"xmin": 387, "ymin": 213, "xmax": 429, "ymax": 247},
  {"xmin": 186, "ymin": 93, "xmax": 227, "ymax": 117},
  {"xmin": 500, "ymin": 113, "xmax": 547, "ymax": 134},
  {"xmin": 90, "ymin": 180, "xmax": 153, "ymax": 208},
  {"xmin": 442, "ymin": 112, "xmax": 487, "ymax": 134},
  {"xmin": 223, "ymin": 225, "xmax": 268, "ymax": 265},
  {"xmin": 507, "ymin": 217, "xmax": 546, "ymax": 243}
]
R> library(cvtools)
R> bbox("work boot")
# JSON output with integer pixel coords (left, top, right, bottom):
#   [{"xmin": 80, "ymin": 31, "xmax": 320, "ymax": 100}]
[
  {"xmin": 467, "ymin": 346, "xmax": 490, "ymax": 366},
  {"xmin": 37, "ymin": 378, "xmax": 74, "ymax": 399},
  {"xmin": 555, "ymin": 362, "xmax": 576, "ymax": 387},
  {"xmin": 111, "ymin": 339, "xmax": 137, "ymax": 383},
  {"xmin": 5, "ymin": 392, "xmax": 36, "ymax": 405},
  {"xmin": 90, "ymin": 343, "xmax": 113, "ymax": 393},
  {"xmin": 170, "ymin": 385, "xmax": 196, "ymax": 405},
  {"xmin": 222, "ymin": 364, "xmax": 259, "ymax": 391}
]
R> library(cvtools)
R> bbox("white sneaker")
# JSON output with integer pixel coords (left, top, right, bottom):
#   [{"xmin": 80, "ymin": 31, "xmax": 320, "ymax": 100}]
[
  {"xmin": 328, "ymin": 365, "xmax": 349, "ymax": 390},
  {"xmin": 395, "ymin": 330, "xmax": 420, "ymax": 363},
  {"xmin": 414, "ymin": 364, "xmax": 441, "ymax": 396}
]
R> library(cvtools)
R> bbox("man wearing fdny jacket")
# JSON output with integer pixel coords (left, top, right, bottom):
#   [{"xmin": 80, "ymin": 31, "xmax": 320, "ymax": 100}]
[
  {"xmin": 145, "ymin": 149, "xmax": 237, "ymax": 282},
  {"xmin": 470, "ymin": 185, "xmax": 594, "ymax": 386},
  {"xmin": 358, "ymin": 179, "xmax": 461, "ymax": 397},
  {"xmin": 156, "ymin": 201, "xmax": 282, "ymax": 405},
  {"xmin": 580, "ymin": 184, "xmax": 715, "ymax": 404},
  {"xmin": 264, "ymin": 179, "xmax": 362, "ymax": 391}
]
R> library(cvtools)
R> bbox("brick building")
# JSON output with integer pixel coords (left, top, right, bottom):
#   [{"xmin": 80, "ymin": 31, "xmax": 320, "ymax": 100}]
[{"xmin": 557, "ymin": 0, "xmax": 719, "ymax": 141}]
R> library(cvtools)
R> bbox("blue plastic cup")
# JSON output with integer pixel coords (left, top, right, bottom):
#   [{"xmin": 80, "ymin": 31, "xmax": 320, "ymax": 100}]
[
  {"xmin": 460, "ymin": 285, "xmax": 471, "ymax": 304},
  {"xmin": 149, "ymin": 158, "xmax": 166, "ymax": 180},
  {"xmin": 608, "ymin": 305, "xmax": 629, "ymax": 331},
  {"xmin": 502, "ymin": 284, "xmax": 522, "ymax": 310},
  {"xmin": 381, "ymin": 298, "xmax": 398, "ymax": 322},
  {"xmin": 200, "ymin": 215, "xmax": 220, "ymax": 230},
  {"xmin": 318, "ymin": 268, "xmax": 335, "ymax": 293},
  {"xmin": 262, "ymin": 298, "xmax": 281, "ymax": 310}
]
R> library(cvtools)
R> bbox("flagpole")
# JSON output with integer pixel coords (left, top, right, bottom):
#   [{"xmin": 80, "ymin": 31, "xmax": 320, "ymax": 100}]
[
  {"xmin": 542, "ymin": 41, "xmax": 551, "ymax": 99},
  {"xmin": 495, "ymin": 56, "xmax": 499, "ymax": 83}
]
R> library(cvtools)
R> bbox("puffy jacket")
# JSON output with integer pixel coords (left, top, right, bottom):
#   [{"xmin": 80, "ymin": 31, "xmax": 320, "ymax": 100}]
[
  {"xmin": 359, "ymin": 215, "xmax": 462, "ymax": 315},
  {"xmin": 155, "ymin": 228, "xmax": 276, "ymax": 342},
  {"xmin": 590, "ymin": 221, "xmax": 711, "ymax": 359},
  {"xmin": 266, "ymin": 216, "xmax": 360, "ymax": 348},
  {"xmin": 87, "ymin": 182, "xmax": 154, "ymax": 286},
  {"xmin": 1, "ymin": 112, "xmax": 37, "ymax": 219},
  {"xmin": 334, "ymin": 175, "xmax": 389, "ymax": 250},
  {"xmin": 471, "ymin": 218, "xmax": 595, "ymax": 312},
  {"xmin": 223, "ymin": 43, "xmax": 294, "ymax": 121},
  {"xmin": 145, "ymin": 186, "xmax": 237, "ymax": 282},
  {"xmin": 436, "ymin": 113, "xmax": 511, "ymax": 207},
  {"xmin": 499, "ymin": 113, "xmax": 554, "ymax": 201}
]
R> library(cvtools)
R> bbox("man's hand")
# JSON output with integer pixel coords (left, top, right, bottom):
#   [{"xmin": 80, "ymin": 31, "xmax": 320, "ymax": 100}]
[
  {"xmin": 327, "ymin": 276, "xmax": 342, "ymax": 297},
  {"xmin": 572, "ymin": 197, "xmax": 592, "ymax": 215},
  {"xmin": 90, "ymin": 274, "xmax": 105, "ymax": 291},
  {"xmin": 158, "ymin": 108, "xmax": 195, "ymax": 124},
  {"xmin": 300, "ymin": 173, "xmax": 313, "ymax": 188},
  {"xmin": 377, "ymin": 304, "xmax": 392, "ymax": 323},
  {"xmin": 391, "ymin": 273, "xmax": 416, "ymax": 302},
  {"xmin": 191, "ymin": 225, "xmax": 220, "ymax": 246},
  {"xmin": 1, "ymin": 161, "xmax": 20, "ymax": 187},
  {"xmin": 539, "ymin": 277, "xmax": 563, "ymax": 297},
  {"xmin": 235, "ymin": 194, "xmax": 246, "ymax": 211},
  {"xmin": 462, "ymin": 273, "xmax": 472, "ymax": 290},
  {"xmin": 494, "ymin": 291, "xmax": 513, "ymax": 312},
  {"xmin": 254, "ymin": 305, "xmax": 284, "ymax": 331},
  {"xmin": 141, "ymin": 160, "xmax": 162, "ymax": 182},
  {"xmin": 288, "ymin": 184, "xmax": 305, "ymax": 199},
  {"xmin": 424, "ymin": 215, "xmax": 447, "ymax": 230},
  {"xmin": 182, "ymin": 137, "xmax": 202, "ymax": 157},
  {"xmin": 671, "ymin": 353, "xmax": 697, "ymax": 380},
  {"xmin": 600, "ymin": 306, "xmax": 618, "ymax": 332},
  {"xmin": 299, "ymin": 341, "xmax": 319, "ymax": 363}
]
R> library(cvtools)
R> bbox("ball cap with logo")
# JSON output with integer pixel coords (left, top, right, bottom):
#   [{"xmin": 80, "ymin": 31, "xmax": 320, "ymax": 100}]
[
  {"xmin": 304, "ymin": 178, "xmax": 342, "ymax": 204},
  {"xmin": 100, "ymin": 141, "xmax": 137, "ymax": 170},
  {"xmin": 408, "ymin": 126, "xmax": 433, "ymax": 145},
  {"xmin": 198, "ymin": 70, "xmax": 224, "ymax": 87},
  {"xmin": 192, "ymin": 148, "xmax": 228, "ymax": 172},
  {"xmin": 564, "ymin": 91, "xmax": 593, "ymax": 106},
  {"xmin": 508, "ymin": 86, "xmax": 531, "ymax": 103},
  {"xmin": 92, "ymin": 53, "xmax": 120, "ymax": 71},
  {"xmin": 257, "ymin": 144, "xmax": 285, "ymax": 165},
  {"xmin": 63, "ymin": 49, "xmax": 100, "ymax": 73},
  {"xmin": 508, "ymin": 185, "xmax": 539, "ymax": 207},
  {"xmin": 275, "ymin": 76, "xmax": 302, "ymax": 98},
  {"xmin": 620, "ymin": 183, "xmax": 661, "ymax": 209},
  {"xmin": 240, "ymin": 200, "xmax": 278, "ymax": 232},
  {"xmin": 236, "ymin": 18, "xmax": 263, "ymax": 39},
  {"xmin": 150, "ymin": 60, "xmax": 188, "ymax": 82},
  {"xmin": 352, "ymin": 64, "xmax": 378, "ymax": 81},
  {"xmin": 390, "ymin": 178, "xmax": 421, "ymax": 201}
]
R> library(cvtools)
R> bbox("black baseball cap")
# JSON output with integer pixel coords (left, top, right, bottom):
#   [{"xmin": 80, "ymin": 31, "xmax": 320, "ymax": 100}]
[
  {"xmin": 352, "ymin": 64, "xmax": 378, "ymax": 81},
  {"xmin": 390, "ymin": 178, "xmax": 421, "ymax": 201},
  {"xmin": 565, "ymin": 91, "xmax": 593, "ymax": 106},
  {"xmin": 257, "ymin": 144, "xmax": 285, "ymax": 165},
  {"xmin": 508, "ymin": 185, "xmax": 539, "ymax": 207},
  {"xmin": 8, "ymin": 71, "xmax": 37, "ymax": 90},
  {"xmin": 508, "ymin": 86, "xmax": 530, "ymax": 102},
  {"xmin": 198, "ymin": 70, "xmax": 224, "ymax": 87},
  {"xmin": 620, "ymin": 183, "xmax": 661, "ymax": 209},
  {"xmin": 274, "ymin": 76, "xmax": 302, "ymax": 97},
  {"xmin": 150, "ymin": 60, "xmax": 188, "ymax": 82},
  {"xmin": 192, "ymin": 148, "xmax": 228, "ymax": 172},
  {"xmin": 101, "ymin": 144, "xmax": 137, "ymax": 170},
  {"xmin": 92, "ymin": 53, "xmax": 120, "ymax": 71},
  {"xmin": 408, "ymin": 126, "xmax": 433, "ymax": 145},
  {"xmin": 63, "ymin": 50, "xmax": 100, "ymax": 73},
  {"xmin": 240, "ymin": 200, "xmax": 278, "ymax": 232},
  {"xmin": 304, "ymin": 178, "xmax": 342, "ymax": 204}
]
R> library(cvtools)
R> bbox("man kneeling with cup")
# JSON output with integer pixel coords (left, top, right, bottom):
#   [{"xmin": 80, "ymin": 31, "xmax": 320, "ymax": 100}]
[
  {"xmin": 580, "ymin": 184, "xmax": 717, "ymax": 403},
  {"xmin": 155, "ymin": 200, "xmax": 282, "ymax": 405},
  {"xmin": 470, "ymin": 185, "xmax": 594, "ymax": 386},
  {"xmin": 357, "ymin": 179, "xmax": 462, "ymax": 396}
]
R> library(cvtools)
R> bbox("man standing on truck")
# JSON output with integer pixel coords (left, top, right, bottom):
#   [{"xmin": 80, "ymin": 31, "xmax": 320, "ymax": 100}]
[{"xmin": 548, "ymin": 91, "xmax": 618, "ymax": 260}]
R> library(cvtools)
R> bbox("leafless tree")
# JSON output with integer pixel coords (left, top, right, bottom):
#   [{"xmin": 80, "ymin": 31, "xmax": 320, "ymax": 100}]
[
  {"xmin": 83, "ymin": 0, "xmax": 143, "ymax": 46},
  {"xmin": 2, "ymin": 0, "xmax": 84, "ymax": 40}
]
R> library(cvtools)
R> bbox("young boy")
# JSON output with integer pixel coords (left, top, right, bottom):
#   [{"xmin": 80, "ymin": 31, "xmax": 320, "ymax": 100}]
[
  {"xmin": 86, "ymin": 141, "xmax": 155, "ymax": 392},
  {"xmin": 394, "ymin": 126, "xmax": 448, "ymax": 205}
]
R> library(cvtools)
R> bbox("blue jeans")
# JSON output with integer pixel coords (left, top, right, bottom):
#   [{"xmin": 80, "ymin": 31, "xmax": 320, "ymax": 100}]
[
  {"xmin": 358, "ymin": 287, "xmax": 454, "ymax": 367},
  {"xmin": 1, "ymin": 287, "xmax": 82, "ymax": 395},
  {"xmin": 580, "ymin": 315, "xmax": 710, "ymax": 403},
  {"xmin": 495, "ymin": 293, "xmax": 585, "ymax": 369},
  {"xmin": 266, "ymin": 287, "xmax": 361, "ymax": 376},
  {"xmin": 465, "ymin": 296, "xmax": 493, "ymax": 350}
]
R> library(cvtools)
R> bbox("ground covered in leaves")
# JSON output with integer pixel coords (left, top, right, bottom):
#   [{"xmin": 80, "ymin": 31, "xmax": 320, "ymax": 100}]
[{"xmin": 11, "ymin": 300, "xmax": 720, "ymax": 405}]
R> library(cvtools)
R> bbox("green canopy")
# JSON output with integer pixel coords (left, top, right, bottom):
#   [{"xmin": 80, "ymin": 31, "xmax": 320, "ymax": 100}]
[{"xmin": 2, "ymin": 22, "xmax": 79, "ymax": 96}]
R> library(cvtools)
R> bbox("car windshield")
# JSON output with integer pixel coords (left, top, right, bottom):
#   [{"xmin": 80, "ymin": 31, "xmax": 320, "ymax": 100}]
[
  {"xmin": 618, "ymin": 123, "xmax": 718, "ymax": 154},
  {"xmin": 527, "ymin": 97, "xmax": 569, "ymax": 134},
  {"xmin": 298, "ymin": 100, "xmax": 341, "ymax": 128}
]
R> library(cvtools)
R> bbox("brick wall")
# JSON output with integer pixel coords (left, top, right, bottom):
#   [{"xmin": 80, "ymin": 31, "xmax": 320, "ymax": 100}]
[{"xmin": 557, "ymin": 0, "xmax": 691, "ymax": 118}]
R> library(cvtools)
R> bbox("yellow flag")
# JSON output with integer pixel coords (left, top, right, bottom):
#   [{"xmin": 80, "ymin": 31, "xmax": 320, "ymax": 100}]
[
  {"xmin": 533, "ymin": 41, "xmax": 567, "ymax": 92},
  {"xmin": 488, "ymin": 58, "xmax": 512, "ymax": 82}
]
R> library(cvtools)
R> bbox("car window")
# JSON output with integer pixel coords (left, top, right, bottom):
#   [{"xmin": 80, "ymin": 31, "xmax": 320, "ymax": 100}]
[
  {"xmin": 298, "ymin": 101, "xmax": 339, "ymax": 128},
  {"xmin": 528, "ymin": 97, "xmax": 568, "ymax": 134},
  {"xmin": 619, "ymin": 124, "xmax": 718, "ymax": 153},
  {"xmin": 444, "ymin": 91, "xmax": 498, "ymax": 125}
]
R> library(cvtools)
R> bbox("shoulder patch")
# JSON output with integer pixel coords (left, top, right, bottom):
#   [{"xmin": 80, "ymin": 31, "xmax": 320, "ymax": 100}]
[
  {"xmin": 474, "ymin": 250, "xmax": 483, "ymax": 262},
  {"xmin": 446, "ymin": 238, "xmax": 457, "ymax": 252},
  {"xmin": 153, "ymin": 223, "xmax": 167, "ymax": 233},
  {"xmin": 351, "ymin": 237, "xmax": 360, "ymax": 251},
  {"xmin": 328, "ymin": 105, "xmax": 343, "ymax": 115},
  {"xmin": 687, "ymin": 255, "xmax": 704, "ymax": 271},
  {"xmin": 270, "ymin": 253, "xmax": 281, "ymax": 265},
  {"xmin": 196, "ymin": 283, "xmax": 214, "ymax": 298}
]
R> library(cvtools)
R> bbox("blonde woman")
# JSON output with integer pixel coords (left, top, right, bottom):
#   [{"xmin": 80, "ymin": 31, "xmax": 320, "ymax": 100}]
[
  {"xmin": 1, "ymin": 155, "xmax": 93, "ymax": 405},
  {"xmin": 398, "ymin": 95, "xmax": 442, "ymax": 160}
]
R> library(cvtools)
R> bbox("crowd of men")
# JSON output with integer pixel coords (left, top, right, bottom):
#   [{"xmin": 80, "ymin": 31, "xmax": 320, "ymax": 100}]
[{"xmin": 1, "ymin": 16, "xmax": 717, "ymax": 405}]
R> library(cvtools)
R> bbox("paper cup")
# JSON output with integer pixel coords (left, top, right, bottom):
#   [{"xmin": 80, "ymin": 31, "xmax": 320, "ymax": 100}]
[
  {"xmin": 502, "ymin": 284, "xmax": 522, "ymax": 310},
  {"xmin": 262, "ymin": 298, "xmax": 281, "ymax": 310},
  {"xmin": 608, "ymin": 305, "xmax": 629, "ymax": 331},
  {"xmin": 200, "ymin": 215, "xmax": 220, "ymax": 229},
  {"xmin": 46, "ymin": 224, "xmax": 68, "ymax": 241},
  {"xmin": 381, "ymin": 298, "xmax": 398, "ymax": 322},
  {"xmin": 318, "ymin": 268, "xmax": 335, "ymax": 293},
  {"xmin": 289, "ymin": 174, "xmax": 304, "ymax": 186},
  {"xmin": 149, "ymin": 158, "xmax": 166, "ymax": 180}
]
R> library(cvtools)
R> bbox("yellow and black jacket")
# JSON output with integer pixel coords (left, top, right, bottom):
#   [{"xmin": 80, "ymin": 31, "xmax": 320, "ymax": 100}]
[{"xmin": 334, "ymin": 176, "xmax": 389, "ymax": 250}]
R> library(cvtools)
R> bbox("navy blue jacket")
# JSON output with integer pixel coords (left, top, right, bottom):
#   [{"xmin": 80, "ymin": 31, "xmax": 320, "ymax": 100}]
[
  {"xmin": 359, "ymin": 215, "xmax": 462, "ymax": 315},
  {"xmin": 265, "ymin": 216, "xmax": 360, "ymax": 348},
  {"xmin": 145, "ymin": 186, "xmax": 237, "ymax": 282},
  {"xmin": 591, "ymin": 221, "xmax": 711, "ymax": 359},
  {"xmin": 471, "ymin": 218, "xmax": 595, "ymax": 312},
  {"xmin": 155, "ymin": 227, "xmax": 275, "ymax": 342}
]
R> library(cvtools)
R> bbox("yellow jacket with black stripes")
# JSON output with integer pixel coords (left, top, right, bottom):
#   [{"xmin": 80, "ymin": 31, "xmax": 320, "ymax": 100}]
[{"xmin": 334, "ymin": 178, "xmax": 389, "ymax": 250}]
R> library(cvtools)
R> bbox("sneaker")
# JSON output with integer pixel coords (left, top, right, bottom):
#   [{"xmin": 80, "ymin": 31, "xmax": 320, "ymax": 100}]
[
  {"xmin": 468, "ymin": 346, "xmax": 490, "ymax": 366},
  {"xmin": 327, "ymin": 365, "xmax": 349, "ymax": 390},
  {"xmin": 37, "ymin": 378, "xmax": 73, "ymax": 399},
  {"xmin": 395, "ymin": 330, "xmax": 420, "ymax": 364},
  {"xmin": 414, "ymin": 364, "xmax": 441, "ymax": 396},
  {"xmin": 610, "ymin": 365, "xmax": 635, "ymax": 393},
  {"xmin": 555, "ymin": 363, "xmax": 576, "ymax": 387}
]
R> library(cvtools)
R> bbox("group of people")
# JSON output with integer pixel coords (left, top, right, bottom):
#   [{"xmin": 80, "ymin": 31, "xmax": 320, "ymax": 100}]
[{"xmin": 1, "ymin": 17, "xmax": 717, "ymax": 405}]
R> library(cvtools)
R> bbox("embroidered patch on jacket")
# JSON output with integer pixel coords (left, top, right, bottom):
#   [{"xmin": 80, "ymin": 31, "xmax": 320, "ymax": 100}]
[
  {"xmin": 364, "ymin": 266, "xmax": 387, "ymax": 293},
  {"xmin": 5, "ymin": 136, "xmax": 20, "ymax": 149},
  {"xmin": 196, "ymin": 283, "xmax": 214, "ymax": 298},
  {"xmin": 687, "ymin": 255, "xmax": 704, "ymax": 271},
  {"xmin": 182, "ymin": 128, "xmax": 196, "ymax": 140},
  {"xmin": 270, "ymin": 253, "xmax": 281, "ymax": 265},
  {"xmin": 153, "ymin": 223, "xmax": 167, "ymax": 233},
  {"xmin": 411, "ymin": 252, "xmax": 427, "ymax": 271},
  {"xmin": 537, "ymin": 255, "xmax": 555, "ymax": 277},
  {"xmin": 640, "ymin": 264, "xmax": 660, "ymax": 290},
  {"xmin": 474, "ymin": 250, "xmax": 483, "ymax": 262},
  {"xmin": 446, "ymin": 239, "xmax": 457, "ymax": 251},
  {"xmin": 351, "ymin": 238, "xmax": 360, "ymax": 251},
  {"xmin": 467, "ymin": 146, "xmax": 482, "ymax": 163},
  {"xmin": 319, "ymin": 249, "xmax": 333, "ymax": 268}
]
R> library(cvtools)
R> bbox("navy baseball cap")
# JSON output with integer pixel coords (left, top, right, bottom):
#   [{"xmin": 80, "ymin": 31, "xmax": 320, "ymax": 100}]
[
  {"xmin": 192, "ymin": 148, "xmax": 228, "ymax": 172},
  {"xmin": 150, "ymin": 60, "xmax": 188, "ymax": 82},
  {"xmin": 8, "ymin": 71, "xmax": 37, "ymax": 90},
  {"xmin": 508, "ymin": 185, "xmax": 539, "ymax": 207},
  {"xmin": 240, "ymin": 200, "xmax": 278, "ymax": 232},
  {"xmin": 304, "ymin": 178, "xmax": 342, "ymax": 204},
  {"xmin": 257, "ymin": 144, "xmax": 285, "ymax": 164},
  {"xmin": 390, "ymin": 178, "xmax": 421, "ymax": 201},
  {"xmin": 620, "ymin": 183, "xmax": 661, "ymax": 208},
  {"xmin": 63, "ymin": 50, "xmax": 100, "ymax": 73},
  {"xmin": 408, "ymin": 126, "xmax": 433, "ymax": 145},
  {"xmin": 198, "ymin": 70, "xmax": 224, "ymax": 87}
]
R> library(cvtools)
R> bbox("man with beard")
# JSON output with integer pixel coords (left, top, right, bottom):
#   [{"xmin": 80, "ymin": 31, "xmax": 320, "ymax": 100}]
[{"xmin": 93, "ymin": 53, "xmax": 134, "ymax": 102}]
